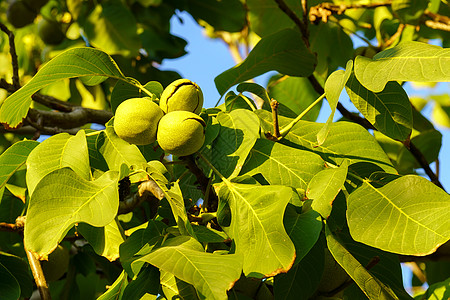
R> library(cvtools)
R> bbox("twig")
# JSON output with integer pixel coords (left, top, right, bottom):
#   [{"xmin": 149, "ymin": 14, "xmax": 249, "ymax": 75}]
[
  {"xmin": 274, "ymin": 0, "xmax": 310, "ymax": 47},
  {"xmin": 0, "ymin": 22, "xmax": 20, "ymax": 90},
  {"xmin": 403, "ymin": 141, "xmax": 445, "ymax": 191},
  {"xmin": 270, "ymin": 99, "xmax": 281, "ymax": 139},
  {"xmin": 309, "ymin": 1, "xmax": 392, "ymax": 23},
  {"xmin": 0, "ymin": 222, "xmax": 22, "ymax": 232},
  {"xmin": 424, "ymin": 9, "xmax": 450, "ymax": 32},
  {"xmin": 383, "ymin": 23, "xmax": 405, "ymax": 48},
  {"xmin": 26, "ymin": 249, "xmax": 51, "ymax": 300},
  {"xmin": 179, "ymin": 155, "xmax": 219, "ymax": 212}
]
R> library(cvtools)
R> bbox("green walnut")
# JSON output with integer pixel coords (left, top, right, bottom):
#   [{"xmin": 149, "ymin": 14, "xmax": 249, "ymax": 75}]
[
  {"xmin": 157, "ymin": 111, "xmax": 206, "ymax": 156},
  {"xmin": 37, "ymin": 19, "xmax": 66, "ymax": 45},
  {"xmin": 114, "ymin": 98, "xmax": 164, "ymax": 145},
  {"xmin": 40, "ymin": 245, "xmax": 70, "ymax": 282},
  {"xmin": 7, "ymin": 0, "xmax": 37, "ymax": 28},
  {"xmin": 159, "ymin": 79, "xmax": 204, "ymax": 114}
]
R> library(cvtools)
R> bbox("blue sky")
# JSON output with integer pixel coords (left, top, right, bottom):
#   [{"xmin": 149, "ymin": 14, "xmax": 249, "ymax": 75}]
[{"xmin": 160, "ymin": 11, "xmax": 450, "ymax": 192}]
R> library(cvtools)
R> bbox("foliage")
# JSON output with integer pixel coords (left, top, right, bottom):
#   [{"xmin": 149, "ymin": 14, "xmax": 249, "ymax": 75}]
[{"xmin": 0, "ymin": 0, "xmax": 450, "ymax": 299}]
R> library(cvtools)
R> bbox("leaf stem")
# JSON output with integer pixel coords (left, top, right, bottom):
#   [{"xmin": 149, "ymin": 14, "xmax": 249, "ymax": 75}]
[
  {"xmin": 279, "ymin": 93, "xmax": 325, "ymax": 138},
  {"xmin": 271, "ymin": 99, "xmax": 281, "ymax": 138},
  {"xmin": 197, "ymin": 152, "xmax": 227, "ymax": 183}
]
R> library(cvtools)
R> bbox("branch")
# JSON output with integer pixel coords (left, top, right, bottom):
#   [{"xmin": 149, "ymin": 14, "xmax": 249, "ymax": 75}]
[
  {"xmin": 0, "ymin": 22, "xmax": 20, "ymax": 90},
  {"xmin": 27, "ymin": 107, "xmax": 112, "ymax": 129},
  {"xmin": 309, "ymin": 1, "xmax": 392, "ymax": 23},
  {"xmin": 274, "ymin": 0, "xmax": 310, "ymax": 47},
  {"xmin": 424, "ymin": 9, "xmax": 450, "ymax": 32},
  {"xmin": 179, "ymin": 155, "xmax": 219, "ymax": 212},
  {"xmin": 306, "ymin": 75, "xmax": 445, "ymax": 190}
]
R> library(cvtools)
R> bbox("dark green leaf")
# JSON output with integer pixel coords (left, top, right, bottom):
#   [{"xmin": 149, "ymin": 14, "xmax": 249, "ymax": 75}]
[{"xmin": 215, "ymin": 29, "xmax": 316, "ymax": 96}]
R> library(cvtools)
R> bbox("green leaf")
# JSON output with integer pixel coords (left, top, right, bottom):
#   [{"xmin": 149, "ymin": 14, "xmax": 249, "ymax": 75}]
[
  {"xmin": 97, "ymin": 121, "xmax": 148, "ymax": 172},
  {"xmin": 0, "ymin": 140, "xmax": 38, "ymax": 190},
  {"xmin": 145, "ymin": 162, "xmax": 191, "ymax": 236},
  {"xmin": 308, "ymin": 164, "xmax": 348, "ymax": 219},
  {"xmin": 84, "ymin": 1, "xmax": 141, "ymax": 57},
  {"xmin": 347, "ymin": 175, "xmax": 450, "ymax": 255},
  {"xmin": 241, "ymin": 139, "xmax": 326, "ymax": 190},
  {"xmin": 97, "ymin": 270, "xmax": 128, "ymax": 300},
  {"xmin": 26, "ymin": 130, "xmax": 90, "ymax": 196},
  {"xmin": 0, "ymin": 261, "xmax": 20, "ymax": 300},
  {"xmin": 123, "ymin": 265, "xmax": 160, "ymax": 300},
  {"xmin": 78, "ymin": 219, "xmax": 125, "ymax": 262},
  {"xmin": 256, "ymin": 110, "xmax": 397, "ymax": 174},
  {"xmin": 0, "ymin": 48, "xmax": 126, "ymax": 128},
  {"xmin": 210, "ymin": 109, "xmax": 260, "ymax": 179},
  {"xmin": 246, "ymin": 0, "xmax": 303, "ymax": 37},
  {"xmin": 160, "ymin": 270, "xmax": 200, "ymax": 300},
  {"xmin": 186, "ymin": 0, "xmax": 246, "ymax": 32},
  {"xmin": 346, "ymin": 74, "xmax": 412, "ymax": 141},
  {"xmin": 133, "ymin": 236, "xmax": 242, "ymax": 300},
  {"xmin": 325, "ymin": 225, "xmax": 399, "ymax": 300},
  {"xmin": 419, "ymin": 277, "xmax": 450, "ymax": 300},
  {"xmin": 273, "ymin": 236, "xmax": 325, "ymax": 300},
  {"xmin": 0, "ymin": 253, "xmax": 33, "ymax": 298},
  {"xmin": 217, "ymin": 181, "xmax": 295, "ymax": 277},
  {"xmin": 392, "ymin": 0, "xmax": 428, "ymax": 24},
  {"xmin": 354, "ymin": 41, "xmax": 450, "ymax": 93},
  {"xmin": 336, "ymin": 232, "xmax": 412, "ymax": 300},
  {"xmin": 236, "ymin": 82, "xmax": 271, "ymax": 103},
  {"xmin": 318, "ymin": 60, "xmax": 353, "ymax": 145},
  {"xmin": 24, "ymin": 168, "xmax": 119, "ymax": 258},
  {"xmin": 214, "ymin": 28, "xmax": 316, "ymax": 96},
  {"xmin": 267, "ymin": 75, "xmax": 321, "ymax": 120},
  {"xmin": 284, "ymin": 207, "xmax": 323, "ymax": 265}
]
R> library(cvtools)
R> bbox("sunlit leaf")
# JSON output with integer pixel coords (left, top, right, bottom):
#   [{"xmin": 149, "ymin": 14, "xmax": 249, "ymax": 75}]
[
  {"xmin": 97, "ymin": 270, "xmax": 128, "ymax": 300},
  {"xmin": 346, "ymin": 74, "xmax": 412, "ymax": 141},
  {"xmin": 0, "ymin": 140, "xmax": 38, "ymax": 190},
  {"xmin": 0, "ymin": 48, "xmax": 126, "ymax": 128},
  {"xmin": 318, "ymin": 60, "xmax": 353, "ymax": 145},
  {"xmin": 133, "ymin": 236, "xmax": 242, "ymax": 300},
  {"xmin": 256, "ymin": 110, "xmax": 397, "ymax": 174},
  {"xmin": 160, "ymin": 270, "xmax": 200, "ymax": 300},
  {"xmin": 24, "ymin": 168, "xmax": 119, "ymax": 258},
  {"xmin": 284, "ymin": 207, "xmax": 323, "ymax": 265},
  {"xmin": 308, "ymin": 163, "xmax": 348, "ymax": 219},
  {"xmin": 217, "ymin": 181, "xmax": 295, "ymax": 277},
  {"xmin": 326, "ymin": 225, "xmax": 399, "ymax": 300},
  {"xmin": 241, "ymin": 139, "xmax": 326, "ymax": 189},
  {"xmin": 97, "ymin": 120, "xmax": 147, "ymax": 172},
  {"xmin": 215, "ymin": 28, "xmax": 316, "ymax": 96},
  {"xmin": 419, "ymin": 277, "xmax": 450, "ymax": 300},
  {"xmin": 354, "ymin": 41, "xmax": 450, "ymax": 93},
  {"xmin": 347, "ymin": 175, "xmax": 450, "ymax": 255},
  {"xmin": 26, "ymin": 130, "xmax": 90, "ymax": 196},
  {"xmin": 77, "ymin": 219, "xmax": 125, "ymax": 261},
  {"xmin": 210, "ymin": 109, "xmax": 260, "ymax": 179}
]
